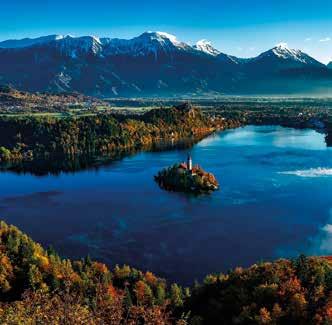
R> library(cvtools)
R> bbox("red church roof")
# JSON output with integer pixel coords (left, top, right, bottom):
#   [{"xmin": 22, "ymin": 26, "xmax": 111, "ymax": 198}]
[{"xmin": 179, "ymin": 163, "xmax": 188, "ymax": 170}]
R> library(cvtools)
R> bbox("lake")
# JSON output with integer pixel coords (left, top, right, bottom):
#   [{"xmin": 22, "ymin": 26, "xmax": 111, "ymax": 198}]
[{"xmin": 0, "ymin": 125, "xmax": 332, "ymax": 284}]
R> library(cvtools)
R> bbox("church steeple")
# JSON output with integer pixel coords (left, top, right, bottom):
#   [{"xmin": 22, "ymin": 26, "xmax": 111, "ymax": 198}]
[{"xmin": 187, "ymin": 153, "xmax": 192, "ymax": 171}]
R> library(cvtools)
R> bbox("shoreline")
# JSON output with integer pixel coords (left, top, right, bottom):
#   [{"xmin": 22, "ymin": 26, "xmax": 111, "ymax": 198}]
[
  {"xmin": 0, "ymin": 121, "xmax": 330, "ymax": 175},
  {"xmin": 0, "ymin": 99, "xmax": 331, "ymax": 174}
]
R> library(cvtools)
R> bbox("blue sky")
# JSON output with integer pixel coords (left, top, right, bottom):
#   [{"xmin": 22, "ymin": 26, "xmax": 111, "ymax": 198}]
[{"xmin": 2, "ymin": 0, "xmax": 332, "ymax": 63}]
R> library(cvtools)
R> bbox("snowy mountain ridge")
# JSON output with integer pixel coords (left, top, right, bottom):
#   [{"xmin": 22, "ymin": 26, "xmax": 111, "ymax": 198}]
[
  {"xmin": 0, "ymin": 32, "xmax": 331, "ymax": 97},
  {"xmin": 194, "ymin": 39, "xmax": 221, "ymax": 56},
  {"xmin": 0, "ymin": 32, "xmax": 327, "ymax": 66}
]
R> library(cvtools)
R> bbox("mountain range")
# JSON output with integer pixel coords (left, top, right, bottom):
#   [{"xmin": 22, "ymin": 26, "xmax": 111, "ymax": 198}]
[{"xmin": 0, "ymin": 32, "xmax": 332, "ymax": 97}]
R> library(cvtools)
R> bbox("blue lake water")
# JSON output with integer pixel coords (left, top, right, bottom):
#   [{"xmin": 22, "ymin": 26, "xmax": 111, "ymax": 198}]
[{"xmin": 0, "ymin": 125, "xmax": 332, "ymax": 284}]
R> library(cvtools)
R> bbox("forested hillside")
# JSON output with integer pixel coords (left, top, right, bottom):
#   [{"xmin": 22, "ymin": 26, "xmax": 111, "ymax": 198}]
[
  {"xmin": 0, "ymin": 221, "xmax": 332, "ymax": 324},
  {"xmin": 0, "ymin": 103, "xmax": 238, "ymax": 164}
]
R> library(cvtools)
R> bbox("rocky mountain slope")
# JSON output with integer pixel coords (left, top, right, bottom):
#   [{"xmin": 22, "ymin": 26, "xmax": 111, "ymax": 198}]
[{"xmin": 0, "ymin": 32, "xmax": 331, "ymax": 96}]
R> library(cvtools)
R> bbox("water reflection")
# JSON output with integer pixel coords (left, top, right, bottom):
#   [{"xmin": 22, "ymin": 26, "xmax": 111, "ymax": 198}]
[
  {"xmin": 0, "ymin": 126, "xmax": 331, "ymax": 284},
  {"xmin": 0, "ymin": 137, "xmax": 202, "ymax": 176},
  {"xmin": 1, "ymin": 127, "xmax": 331, "ymax": 176}
]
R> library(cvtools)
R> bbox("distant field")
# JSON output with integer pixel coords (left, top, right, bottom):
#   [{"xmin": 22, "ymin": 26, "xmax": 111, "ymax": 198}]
[
  {"xmin": 105, "ymin": 97, "xmax": 332, "ymax": 112},
  {"xmin": 1, "ymin": 95, "xmax": 332, "ymax": 119},
  {"xmin": 0, "ymin": 112, "xmax": 99, "ymax": 118},
  {"xmin": 92, "ymin": 97, "xmax": 332, "ymax": 115}
]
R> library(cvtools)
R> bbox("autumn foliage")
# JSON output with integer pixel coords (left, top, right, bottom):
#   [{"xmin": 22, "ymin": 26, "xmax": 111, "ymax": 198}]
[
  {"xmin": 0, "ymin": 221, "xmax": 332, "ymax": 324},
  {"xmin": 185, "ymin": 255, "xmax": 332, "ymax": 324}
]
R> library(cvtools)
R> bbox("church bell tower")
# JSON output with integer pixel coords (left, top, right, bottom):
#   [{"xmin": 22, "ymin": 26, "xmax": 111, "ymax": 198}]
[{"xmin": 187, "ymin": 153, "xmax": 192, "ymax": 171}]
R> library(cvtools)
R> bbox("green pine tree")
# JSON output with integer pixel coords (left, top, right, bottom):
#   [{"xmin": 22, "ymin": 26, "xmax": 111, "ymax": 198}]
[
  {"xmin": 124, "ymin": 287, "xmax": 133, "ymax": 309},
  {"xmin": 170, "ymin": 283, "xmax": 183, "ymax": 307},
  {"xmin": 156, "ymin": 284, "xmax": 166, "ymax": 305}
]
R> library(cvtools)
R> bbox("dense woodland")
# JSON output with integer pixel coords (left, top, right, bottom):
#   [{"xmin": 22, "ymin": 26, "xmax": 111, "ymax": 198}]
[
  {"xmin": 0, "ymin": 221, "xmax": 332, "ymax": 324},
  {"xmin": 0, "ymin": 103, "xmax": 240, "ymax": 165},
  {"xmin": 1, "ymin": 92, "xmax": 332, "ymax": 323},
  {"xmin": 0, "ymin": 103, "xmax": 204, "ymax": 161},
  {"xmin": 108, "ymin": 97, "xmax": 332, "ymax": 146},
  {"xmin": 1, "ymin": 89, "xmax": 332, "ymax": 170},
  {"xmin": 1, "ymin": 98, "xmax": 331, "ymax": 169}
]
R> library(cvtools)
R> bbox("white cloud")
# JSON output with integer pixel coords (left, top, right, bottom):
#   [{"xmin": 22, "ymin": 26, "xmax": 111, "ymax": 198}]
[
  {"xmin": 319, "ymin": 37, "xmax": 331, "ymax": 42},
  {"xmin": 306, "ymin": 209, "xmax": 332, "ymax": 255},
  {"xmin": 322, "ymin": 224, "xmax": 332, "ymax": 234},
  {"xmin": 304, "ymin": 38, "xmax": 312, "ymax": 42}
]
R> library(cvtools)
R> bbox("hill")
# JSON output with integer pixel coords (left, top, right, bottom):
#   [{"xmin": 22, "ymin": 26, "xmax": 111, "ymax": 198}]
[
  {"xmin": 0, "ymin": 221, "xmax": 332, "ymax": 324},
  {"xmin": 0, "ymin": 103, "xmax": 225, "ymax": 166},
  {"xmin": 0, "ymin": 85, "xmax": 108, "ymax": 114}
]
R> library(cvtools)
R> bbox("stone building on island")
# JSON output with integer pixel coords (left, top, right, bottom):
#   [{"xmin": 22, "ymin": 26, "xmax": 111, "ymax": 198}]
[{"xmin": 179, "ymin": 153, "xmax": 195, "ymax": 175}]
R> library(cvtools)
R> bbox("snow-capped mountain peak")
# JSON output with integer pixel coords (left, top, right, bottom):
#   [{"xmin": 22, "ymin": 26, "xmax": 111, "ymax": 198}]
[
  {"xmin": 252, "ymin": 42, "xmax": 324, "ymax": 67},
  {"xmin": 146, "ymin": 31, "xmax": 179, "ymax": 44},
  {"xmin": 0, "ymin": 31, "xmax": 330, "ymax": 97},
  {"xmin": 0, "ymin": 32, "xmax": 326, "ymax": 68},
  {"xmin": 272, "ymin": 43, "xmax": 304, "ymax": 60},
  {"xmin": 275, "ymin": 42, "xmax": 289, "ymax": 49},
  {"xmin": 194, "ymin": 39, "xmax": 220, "ymax": 56},
  {"xmin": 135, "ymin": 31, "xmax": 189, "ymax": 50},
  {"xmin": 102, "ymin": 31, "xmax": 192, "ymax": 59}
]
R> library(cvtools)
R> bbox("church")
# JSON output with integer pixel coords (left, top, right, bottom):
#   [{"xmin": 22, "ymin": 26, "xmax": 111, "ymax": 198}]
[{"xmin": 179, "ymin": 153, "xmax": 194, "ymax": 174}]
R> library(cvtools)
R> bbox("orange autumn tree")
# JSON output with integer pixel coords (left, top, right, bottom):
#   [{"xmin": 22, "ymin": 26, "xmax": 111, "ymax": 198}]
[{"xmin": 2, "ymin": 221, "xmax": 332, "ymax": 324}]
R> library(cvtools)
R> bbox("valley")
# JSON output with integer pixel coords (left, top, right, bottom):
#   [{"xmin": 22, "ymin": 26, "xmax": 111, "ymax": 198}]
[
  {"xmin": 3, "ymin": 1, "xmax": 332, "ymax": 323},
  {"xmin": 1, "ymin": 88, "xmax": 331, "ymax": 175},
  {"xmin": 1, "ymin": 122, "xmax": 332, "ymax": 323},
  {"xmin": 1, "ymin": 91, "xmax": 332, "ymax": 324}
]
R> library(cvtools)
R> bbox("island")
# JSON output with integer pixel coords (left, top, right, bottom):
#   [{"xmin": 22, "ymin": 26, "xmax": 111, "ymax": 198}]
[{"xmin": 155, "ymin": 154, "xmax": 219, "ymax": 193}]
